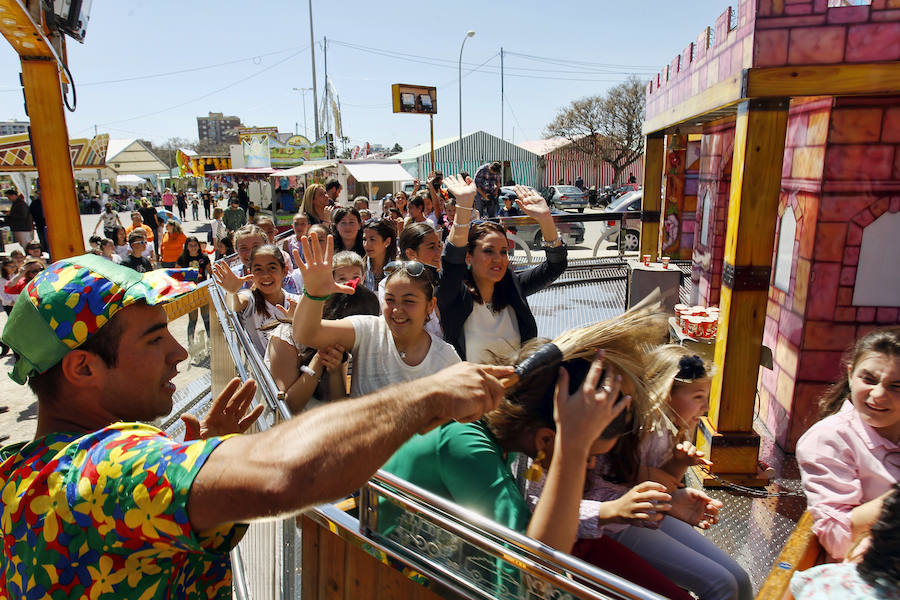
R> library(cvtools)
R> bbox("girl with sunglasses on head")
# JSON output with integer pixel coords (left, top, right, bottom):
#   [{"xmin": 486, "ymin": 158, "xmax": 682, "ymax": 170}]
[
  {"xmin": 330, "ymin": 207, "xmax": 365, "ymax": 258},
  {"xmin": 797, "ymin": 327, "xmax": 900, "ymax": 561},
  {"xmin": 292, "ymin": 232, "xmax": 459, "ymax": 397},
  {"xmin": 438, "ymin": 175, "xmax": 567, "ymax": 362},
  {"xmin": 361, "ymin": 218, "xmax": 397, "ymax": 292}
]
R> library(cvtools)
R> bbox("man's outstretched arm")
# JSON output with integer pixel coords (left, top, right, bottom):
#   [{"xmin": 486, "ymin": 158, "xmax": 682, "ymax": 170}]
[{"xmin": 188, "ymin": 362, "xmax": 512, "ymax": 532}]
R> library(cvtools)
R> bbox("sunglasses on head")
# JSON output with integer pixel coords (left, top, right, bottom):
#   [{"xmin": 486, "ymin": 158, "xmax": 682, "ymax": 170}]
[{"xmin": 384, "ymin": 260, "xmax": 437, "ymax": 282}]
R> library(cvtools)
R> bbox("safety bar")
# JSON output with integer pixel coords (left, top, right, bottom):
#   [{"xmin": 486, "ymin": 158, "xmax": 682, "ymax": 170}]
[{"xmin": 362, "ymin": 471, "xmax": 664, "ymax": 600}]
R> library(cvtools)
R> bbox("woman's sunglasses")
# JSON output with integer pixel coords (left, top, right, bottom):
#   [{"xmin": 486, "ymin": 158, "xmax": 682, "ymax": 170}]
[{"xmin": 384, "ymin": 260, "xmax": 437, "ymax": 284}]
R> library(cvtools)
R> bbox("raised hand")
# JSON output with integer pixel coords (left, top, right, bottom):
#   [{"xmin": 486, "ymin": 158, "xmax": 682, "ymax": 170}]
[
  {"xmin": 182, "ymin": 377, "xmax": 263, "ymax": 441},
  {"xmin": 323, "ymin": 204, "xmax": 336, "ymax": 224},
  {"xmin": 443, "ymin": 174, "xmax": 477, "ymax": 208},
  {"xmin": 672, "ymin": 441, "xmax": 713, "ymax": 468},
  {"xmin": 212, "ymin": 261, "xmax": 253, "ymax": 294},
  {"xmin": 274, "ymin": 296, "xmax": 299, "ymax": 320},
  {"xmin": 669, "ymin": 487, "xmax": 722, "ymax": 529},
  {"xmin": 554, "ymin": 353, "xmax": 631, "ymax": 454},
  {"xmin": 600, "ymin": 481, "xmax": 672, "ymax": 526},
  {"xmin": 513, "ymin": 185, "xmax": 551, "ymax": 221},
  {"xmin": 294, "ymin": 233, "xmax": 356, "ymax": 298}
]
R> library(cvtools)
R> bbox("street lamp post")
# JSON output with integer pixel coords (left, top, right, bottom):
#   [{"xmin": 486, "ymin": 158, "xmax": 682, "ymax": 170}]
[
  {"xmin": 292, "ymin": 87, "xmax": 312, "ymax": 139},
  {"xmin": 458, "ymin": 30, "xmax": 475, "ymax": 174}
]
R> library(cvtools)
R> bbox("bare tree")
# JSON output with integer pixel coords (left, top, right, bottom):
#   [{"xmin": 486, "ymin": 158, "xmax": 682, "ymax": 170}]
[
  {"xmin": 147, "ymin": 137, "xmax": 197, "ymax": 169},
  {"xmin": 544, "ymin": 76, "xmax": 646, "ymax": 185}
]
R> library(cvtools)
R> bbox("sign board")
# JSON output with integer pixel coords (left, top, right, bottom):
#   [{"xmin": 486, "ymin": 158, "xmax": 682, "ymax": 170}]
[
  {"xmin": 238, "ymin": 127, "xmax": 278, "ymax": 168},
  {"xmin": 391, "ymin": 84, "xmax": 437, "ymax": 115}
]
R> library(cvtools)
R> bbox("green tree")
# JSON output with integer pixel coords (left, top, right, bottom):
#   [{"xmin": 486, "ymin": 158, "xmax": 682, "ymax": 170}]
[
  {"xmin": 390, "ymin": 142, "xmax": 403, "ymax": 154},
  {"xmin": 544, "ymin": 76, "xmax": 646, "ymax": 185}
]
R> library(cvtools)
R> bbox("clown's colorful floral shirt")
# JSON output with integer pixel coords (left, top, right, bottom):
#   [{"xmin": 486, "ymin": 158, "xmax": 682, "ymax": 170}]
[{"xmin": 0, "ymin": 423, "xmax": 246, "ymax": 599}]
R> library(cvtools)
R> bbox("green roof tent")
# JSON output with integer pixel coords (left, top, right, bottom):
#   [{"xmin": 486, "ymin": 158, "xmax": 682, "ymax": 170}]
[{"xmin": 393, "ymin": 131, "xmax": 540, "ymax": 189}]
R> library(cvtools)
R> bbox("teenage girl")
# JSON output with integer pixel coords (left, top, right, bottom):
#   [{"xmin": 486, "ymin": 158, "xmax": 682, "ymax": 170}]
[
  {"xmin": 112, "ymin": 226, "xmax": 130, "ymax": 260},
  {"xmin": 797, "ymin": 327, "xmax": 900, "ymax": 560},
  {"xmin": 267, "ymin": 251, "xmax": 380, "ymax": 413},
  {"xmin": 361, "ymin": 218, "xmax": 397, "ymax": 292},
  {"xmin": 293, "ymin": 232, "xmax": 458, "ymax": 397},
  {"xmin": 213, "ymin": 244, "xmax": 299, "ymax": 358},
  {"xmin": 177, "ymin": 236, "xmax": 212, "ymax": 345},
  {"xmin": 330, "ymin": 207, "xmax": 365, "ymax": 257}
]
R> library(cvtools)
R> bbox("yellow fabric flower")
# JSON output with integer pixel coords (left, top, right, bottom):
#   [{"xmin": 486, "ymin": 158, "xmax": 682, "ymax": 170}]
[
  {"xmin": 28, "ymin": 472, "xmax": 75, "ymax": 542},
  {"xmin": 123, "ymin": 484, "xmax": 184, "ymax": 540},
  {"xmin": 86, "ymin": 555, "xmax": 126, "ymax": 600}
]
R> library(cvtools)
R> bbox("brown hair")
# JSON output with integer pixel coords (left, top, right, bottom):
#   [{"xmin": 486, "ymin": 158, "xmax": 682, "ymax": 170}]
[
  {"xmin": 301, "ymin": 184, "xmax": 327, "ymax": 223},
  {"xmin": 819, "ymin": 327, "xmax": 900, "ymax": 418},
  {"xmin": 643, "ymin": 344, "xmax": 713, "ymax": 441},
  {"xmin": 465, "ymin": 221, "xmax": 511, "ymax": 309},
  {"xmin": 249, "ymin": 244, "xmax": 287, "ymax": 318}
]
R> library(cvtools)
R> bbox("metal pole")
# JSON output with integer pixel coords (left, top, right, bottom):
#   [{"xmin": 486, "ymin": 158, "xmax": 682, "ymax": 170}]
[
  {"xmin": 500, "ymin": 47, "xmax": 504, "ymax": 142},
  {"xmin": 308, "ymin": 0, "xmax": 320, "ymax": 139},
  {"xmin": 458, "ymin": 30, "xmax": 475, "ymax": 175},
  {"xmin": 323, "ymin": 36, "xmax": 329, "ymax": 143},
  {"xmin": 430, "ymin": 114, "xmax": 435, "ymax": 175}
]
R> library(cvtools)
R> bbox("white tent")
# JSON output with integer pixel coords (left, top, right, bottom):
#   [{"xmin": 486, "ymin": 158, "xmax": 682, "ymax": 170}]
[
  {"xmin": 116, "ymin": 174, "xmax": 147, "ymax": 186},
  {"xmin": 105, "ymin": 139, "xmax": 169, "ymax": 175}
]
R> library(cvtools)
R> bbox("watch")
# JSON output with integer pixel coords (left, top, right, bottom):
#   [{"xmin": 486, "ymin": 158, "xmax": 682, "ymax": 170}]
[{"xmin": 541, "ymin": 233, "xmax": 564, "ymax": 248}]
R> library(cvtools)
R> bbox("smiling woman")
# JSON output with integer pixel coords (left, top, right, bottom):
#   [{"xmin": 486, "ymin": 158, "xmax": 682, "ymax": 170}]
[{"xmin": 796, "ymin": 327, "xmax": 900, "ymax": 560}]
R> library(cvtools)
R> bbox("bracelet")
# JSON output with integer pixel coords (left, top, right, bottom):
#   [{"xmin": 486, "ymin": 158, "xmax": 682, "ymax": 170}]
[
  {"xmin": 453, "ymin": 221, "xmax": 471, "ymax": 229},
  {"xmin": 455, "ymin": 205, "xmax": 474, "ymax": 212},
  {"xmin": 303, "ymin": 288, "xmax": 332, "ymax": 301}
]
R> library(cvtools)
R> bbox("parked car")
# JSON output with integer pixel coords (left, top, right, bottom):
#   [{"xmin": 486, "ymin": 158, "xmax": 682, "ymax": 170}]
[
  {"xmin": 543, "ymin": 185, "xmax": 588, "ymax": 213},
  {"xmin": 496, "ymin": 186, "xmax": 585, "ymax": 248},
  {"xmin": 598, "ymin": 191, "xmax": 642, "ymax": 252}
]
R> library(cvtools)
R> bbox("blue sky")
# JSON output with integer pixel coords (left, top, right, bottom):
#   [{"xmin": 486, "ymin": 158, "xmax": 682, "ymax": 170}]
[{"xmin": 1, "ymin": 1, "xmax": 729, "ymax": 150}]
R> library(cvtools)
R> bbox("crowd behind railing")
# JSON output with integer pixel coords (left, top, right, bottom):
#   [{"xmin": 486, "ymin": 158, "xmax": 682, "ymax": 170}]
[{"xmin": 0, "ymin": 168, "xmax": 897, "ymax": 600}]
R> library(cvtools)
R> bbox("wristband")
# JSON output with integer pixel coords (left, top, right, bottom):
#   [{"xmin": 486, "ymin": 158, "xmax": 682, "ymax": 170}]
[
  {"xmin": 455, "ymin": 205, "xmax": 474, "ymax": 212},
  {"xmin": 454, "ymin": 221, "xmax": 471, "ymax": 229},
  {"xmin": 303, "ymin": 288, "xmax": 332, "ymax": 301}
]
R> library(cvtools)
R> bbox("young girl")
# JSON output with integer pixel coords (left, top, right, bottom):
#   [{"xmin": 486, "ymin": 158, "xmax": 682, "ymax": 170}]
[
  {"xmin": 159, "ymin": 221, "xmax": 187, "ymax": 267},
  {"xmin": 99, "ymin": 238, "xmax": 122, "ymax": 264},
  {"xmin": 282, "ymin": 212, "xmax": 309, "ymax": 268},
  {"xmin": 293, "ymin": 232, "xmax": 458, "ymax": 397},
  {"xmin": 797, "ymin": 327, "xmax": 900, "ymax": 560},
  {"xmin": 177, "ymin": 236, "xmax": 212, "ymax": 346},
  {"xmin": 213, "ymin": 244, "xmax": 299, "ymax": 358},
  {"xmin": 267, "ymin": 251, "xmax": 380, "ymax": 414},
  {"xmin": 378, "ymin": 222, "xmax": 444, "ymax": 339},
  {"xmin": 112, "ymin": 226, "xmax": 130, "ymax": 261},
  {"xmin": 4, "ymin": 257, "xmax": 44, "ymax": 296},
  {"xmin": 330, "ymin": 207, "xmax": 365, "ymax": 257},
  {"xmin": 215, "ymin": 235, "xmax": 234, "ymax": 261},
  {"xmin": 578, "ymin": 344, "xmax": 752, "ymax": 600},
  {"xmin": 0, "ymin": 257, "xmax": 18, "ymax": 313},
  {"xmin": 361, "ymin": 218, "xmax": 397, "ymax": 292}
]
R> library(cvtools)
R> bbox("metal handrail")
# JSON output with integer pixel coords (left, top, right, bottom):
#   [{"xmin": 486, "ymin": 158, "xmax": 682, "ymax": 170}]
[{"xmin": 365, "ymin": 471, "xmax": 664, "ymax": 600}]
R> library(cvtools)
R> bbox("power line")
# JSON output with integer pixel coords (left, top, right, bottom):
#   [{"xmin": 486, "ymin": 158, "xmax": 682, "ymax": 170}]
[{"xmin": 98, "ymin": 48, "xmax": 307, "ymax": 127}]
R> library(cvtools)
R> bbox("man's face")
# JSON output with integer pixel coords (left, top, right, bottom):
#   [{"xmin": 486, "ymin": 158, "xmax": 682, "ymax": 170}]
[
  {"xmin": 97, "ymin": 303, "xmax": 188, "ymax": 422},
  {"xmin": 327, "ymin": 186, "xmax": 341, "ymax": 201}
]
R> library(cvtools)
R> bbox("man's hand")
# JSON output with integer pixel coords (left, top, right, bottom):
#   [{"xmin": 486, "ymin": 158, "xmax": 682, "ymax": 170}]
[
  {"xmin": 417, "ymin": 362, "xmax": 513, "ymax": 433},
  {"xmin": 668, "ymin": 487, "xmax": 722, "ymax": 529},
  {"xmin": 444, "ymin": 175, "xmax": 477, "ymax": 209},
  {"xmin": 183, "ymin": 377, "xmax": 262, "ymax": 441},
  {"xmin": 294, "ymin": 233, "xmax": 356, "ymax": 298}
]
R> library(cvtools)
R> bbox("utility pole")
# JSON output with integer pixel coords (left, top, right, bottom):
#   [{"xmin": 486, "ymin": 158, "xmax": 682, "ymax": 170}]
[
  {"xmin": 308, "ymin": 0, "xmax": 320, "ymax": 140},
  {"xmin": 94, "ymin": 124, "xmax": 102, "ymax": 195},
  {"xmin": 323, "ymin": 35, "xmax": 330, "ymax": 156},
  {"xmin": 500, "ymin": 47, "xmax": 504, "ymax": 142}
]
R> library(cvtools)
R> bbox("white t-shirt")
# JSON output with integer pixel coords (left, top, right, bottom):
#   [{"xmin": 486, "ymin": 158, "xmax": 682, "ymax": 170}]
[
  {"xmin": 114, "ymin": 244, "xmax": 130, "ymax": 260},
  {"xmin": 347, "ymin": 314, "xmax": 460, "ymax": 397},
  {"xmin": 238, "ymin": 290, "xmax": 300, "ymax": 358},
  {"xmin": 463, "ymin": 303, "xmax": 520, "ymax": 363},
  {"xmin": 377, "ymin": 278, "xmax": 443, "ymax": 340}
]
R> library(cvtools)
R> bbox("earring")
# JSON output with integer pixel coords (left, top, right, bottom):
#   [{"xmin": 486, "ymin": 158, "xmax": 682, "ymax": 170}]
[{"xmin": 525, "ymin": 451, "xmax": 546, "ymax": 482}]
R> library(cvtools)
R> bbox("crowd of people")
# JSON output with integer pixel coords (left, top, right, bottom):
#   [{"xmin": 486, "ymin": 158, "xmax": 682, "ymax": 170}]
[{"xmin": 0, "ymin": 170, "xmax": 897, "ymax": 600}]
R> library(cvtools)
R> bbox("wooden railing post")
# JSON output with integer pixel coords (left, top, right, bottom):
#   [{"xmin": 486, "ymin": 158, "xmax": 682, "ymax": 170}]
[
  {"xmin": 640, "ymin": 134, "xmax": 665, "ymax": 261},
  {"xmin": 698, "ymin": 98, "xmax": 789, "ymax": 482}
]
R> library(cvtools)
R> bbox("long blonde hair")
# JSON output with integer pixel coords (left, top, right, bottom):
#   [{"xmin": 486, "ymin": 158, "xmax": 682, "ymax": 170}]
[
  {"xmin": 301, "ymin": 184, "xmax": 327, "ymax": 223},
  {"xmin": 643, "ymin": 344, "xmax": 713, "ymax": 439}
]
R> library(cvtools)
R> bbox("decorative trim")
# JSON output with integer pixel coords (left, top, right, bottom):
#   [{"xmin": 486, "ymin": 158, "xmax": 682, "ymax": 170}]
[{"xmin": 722, "ymin": 263, "xmax": 771, "ymax": 291}]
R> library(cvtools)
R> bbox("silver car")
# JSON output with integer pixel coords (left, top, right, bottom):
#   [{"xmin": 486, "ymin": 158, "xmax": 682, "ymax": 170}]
[
  {"xmin": 597, "ymin": 191, "xmax": 642, "ymax": 252},
  {"xmin": 544, "ymin": 185, "xmax": 588, "ymax": 213}
]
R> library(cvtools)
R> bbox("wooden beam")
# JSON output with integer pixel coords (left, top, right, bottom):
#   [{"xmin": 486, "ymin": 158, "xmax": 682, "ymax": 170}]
[
  {"xmin": 701, "ymin": 99, "xmax": 788, "ymax": 475},
  {"xmin": 20, "ymin": 57, "xmax": 84, "ymax": 260},
  {"xmin": 639, "ymin": 134, "xmax": 664, "ymax": 260},
  {"xmin": 747, "ymin": 61, "xmax": 900, "ymax": 99},
  {"xmin": 0, "ymin": 0, "xmax": 57, "ymax": 60},
  {"xmin": 642, "ymin": 72, "xmax": 746, "ymax": 135}
]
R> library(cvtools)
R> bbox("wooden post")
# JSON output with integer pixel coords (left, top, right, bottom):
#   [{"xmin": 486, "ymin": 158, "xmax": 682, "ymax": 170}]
[
  {"xmin": 20, "ymin": 57, "xmax": 84, "ymax": 259},
  {"xmin": 697, "ymin": 98, "xmax": 789, "ymax": 481},
  {"xmin": 640, "ymin": 134, "xmax": 664, "ymax": 260}
]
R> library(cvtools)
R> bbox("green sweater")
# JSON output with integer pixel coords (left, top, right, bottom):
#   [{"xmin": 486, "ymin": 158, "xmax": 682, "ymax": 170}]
[{"xmin": 382, "ymin": 420, "xmax": 530, "ymax": 533}]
